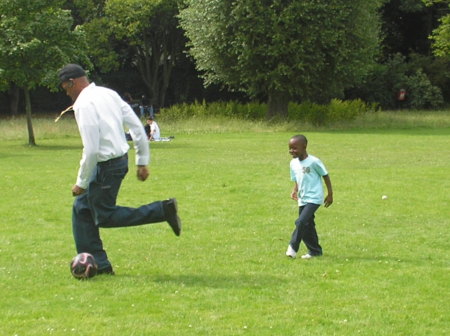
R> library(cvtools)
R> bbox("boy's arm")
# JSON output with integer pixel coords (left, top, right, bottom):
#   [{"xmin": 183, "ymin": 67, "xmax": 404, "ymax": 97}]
[
  {"xmin": 291, "ymin": 182, "xmax": 299, "ymax": 201},
  {"xmin": 323, "ymin": 175, "xmax": 333, "ymax": 207}
]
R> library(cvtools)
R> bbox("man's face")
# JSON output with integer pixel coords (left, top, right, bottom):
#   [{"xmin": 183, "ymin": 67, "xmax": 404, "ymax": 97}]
[
  {"xmin": 61, "ymin": 79, "xmax": 76, "ymax": 101},
  {"xmin": 288, "ymin": 138, "xmax": 306, "ymax": 159}
]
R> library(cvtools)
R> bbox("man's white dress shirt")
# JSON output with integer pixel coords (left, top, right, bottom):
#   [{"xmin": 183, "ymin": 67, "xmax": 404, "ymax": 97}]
[{"xmin": 73, "ymin": 83, "xmax": 149, "ymax": 189}]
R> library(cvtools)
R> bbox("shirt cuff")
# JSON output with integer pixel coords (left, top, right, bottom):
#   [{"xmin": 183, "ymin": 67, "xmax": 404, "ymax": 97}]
[
  {"xmin": 76, "ymin": 177, "xmax": 89, "ymax": 190},
  {"xmin": 136, "ymin": 155, "xmax": 149, "ymax": 166}
]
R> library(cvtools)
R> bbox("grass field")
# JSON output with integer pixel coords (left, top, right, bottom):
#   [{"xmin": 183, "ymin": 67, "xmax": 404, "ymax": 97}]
[{"xmin": 0, "ymin": 111, "xmax": 449, "ymax": 335}]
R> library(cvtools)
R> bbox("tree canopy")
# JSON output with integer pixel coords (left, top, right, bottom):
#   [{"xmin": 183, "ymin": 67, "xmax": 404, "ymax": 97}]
[
  {"xmin": 423, "ymin": 0, "xmax": 450, "ymax": 56},
  {"xmin": 0, "ymin": 0, "xmax": 88, "ymax": 144},
  {"xmin": 0, "ymin": 0, "xmax": 88, "ymax": 90},
  {"xmin": 77, "ymin": 0, "xmax": 185, "ymax": 107},
  {"xmin": 179, "ymin": 0, "xmax": 383, "ymax": 117},
  {"xmin": 0, "ymin": 0, "xmax": 448, "ymax": 118}
]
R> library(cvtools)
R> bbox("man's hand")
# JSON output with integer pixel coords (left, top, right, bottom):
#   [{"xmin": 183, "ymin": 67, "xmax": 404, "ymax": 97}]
[
  {"xmin": 137, "ymin": 165, "xmax": 149, "ymax": 181},
  {"xmin": 72, "ymin": 185, "xmax": 86, "ymax": 197}
]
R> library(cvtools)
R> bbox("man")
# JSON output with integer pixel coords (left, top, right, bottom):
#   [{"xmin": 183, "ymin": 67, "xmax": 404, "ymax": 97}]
[{"xmin": 58, "ymin": 64, "xmax": 181, "ymax": 275}]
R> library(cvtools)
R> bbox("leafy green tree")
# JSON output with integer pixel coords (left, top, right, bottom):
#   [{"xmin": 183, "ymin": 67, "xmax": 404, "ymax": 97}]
[
  {"xmin": 79, "ymin": 0, "xmax": 185, "ymax": 107},
  {"xmin": 423, "ymin": 0, "xmax": 450, "ymax": 56},
  {"xmin": 65, "ymin": 1, "xmax": 115, "ymax": 70},
  {"xmin": 179, "ymin": 0, "xmax": 383, "ymax": 117},
  {"xmin": 399, "ymin": 0, "xmax": 428, "ymax": 11},
  {"xmin": 0, "ymin": 0, "xmax": 88, "ymax": 145},
  {"xmin": 65, "ymin": 0, "xmax": 107, "ymax": 24}
]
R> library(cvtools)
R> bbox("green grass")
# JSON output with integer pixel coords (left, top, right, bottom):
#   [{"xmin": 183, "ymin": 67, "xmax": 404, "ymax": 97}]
[
  {"xmin": 0, "ymin": 111, "xmax": 449, "ymax": 335},
  {"xmin": 1, "ymin": 109, "xmax": 450, "ymax": 140}
]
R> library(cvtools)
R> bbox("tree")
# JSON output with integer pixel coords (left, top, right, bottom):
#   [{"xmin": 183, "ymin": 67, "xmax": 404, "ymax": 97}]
[
  {"xmin": 79, "ymin": 0, "xmax": 185, "ymax": 108},
  {"xmin": 422, "ymin": 0, "xmax": 450, "ymax": 56},
  {"xmin": 0, "ymin": 0, "xmax": 88, "ymax": 145},
  {"xmin": 179, "ymin": 0, "xmax": 383, "ymax": 117}
]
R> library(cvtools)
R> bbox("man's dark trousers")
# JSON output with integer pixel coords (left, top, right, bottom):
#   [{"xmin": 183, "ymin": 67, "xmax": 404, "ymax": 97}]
[{"xmin": 72, "ymin": 154, "xmax": 165, "ymax": 270}]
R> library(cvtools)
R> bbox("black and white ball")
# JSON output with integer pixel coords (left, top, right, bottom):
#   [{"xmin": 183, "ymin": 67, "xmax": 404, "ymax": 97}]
[{"xmin": 70, "ymin": 253, "xmax": 98, "ymax": 279}]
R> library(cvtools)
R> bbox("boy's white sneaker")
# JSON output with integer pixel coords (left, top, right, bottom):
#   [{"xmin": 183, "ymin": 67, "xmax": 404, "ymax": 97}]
[
  {"xmin": 301, "ymin": 253, "xmax": 322, "ymax": 259},
  {"xmin": 286, "ymin": 245, "xmax": 297, "ymax": 258}
]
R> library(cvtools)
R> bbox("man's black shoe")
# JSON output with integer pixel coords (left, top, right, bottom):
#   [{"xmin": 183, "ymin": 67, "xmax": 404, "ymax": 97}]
[
  {"xmin": 163, "ymin": 198, "xmax": 182, "ymax": 236},
  {"xmin": 97, "ymin": 265, "xmax": 115, "ymax": 275}
]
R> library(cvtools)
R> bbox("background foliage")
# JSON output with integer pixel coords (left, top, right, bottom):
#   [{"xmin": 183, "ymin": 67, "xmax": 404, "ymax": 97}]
[
  {"xmin": 348, "ymin": 53, "xmax": 446, "ymax": 109},
  {"xmin": 0, "ymin": 0, "xmax": 89, "ymax": 144},
  {"xmin": 424, "ymin": 0, "xmax": 450, "ymax": 56},
  {"xmin": 0, "ymin": 0, "xmax": 450, "ymax": 117},
  {"xmin": 0, "ymin": 0, "xmax": 88, "ymax": 90},
  {"xmin": 161, "ymin": 99, "xmax": 378, "ymax": 126},
  {"xmin": 179, "ymin": 0, "xmax": 382, "ymax": 117}
]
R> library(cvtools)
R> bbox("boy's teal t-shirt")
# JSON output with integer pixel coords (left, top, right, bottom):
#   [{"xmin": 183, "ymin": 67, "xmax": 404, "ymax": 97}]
[{"xmin": 290, "ymin": 155, "xmax": 328, "ymax": 206}]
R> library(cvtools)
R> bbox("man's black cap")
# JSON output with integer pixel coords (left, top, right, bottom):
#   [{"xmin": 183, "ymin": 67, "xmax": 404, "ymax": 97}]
[{"xmin": 58, "ymin": 64, "xmax": 86, "ymax": 83}]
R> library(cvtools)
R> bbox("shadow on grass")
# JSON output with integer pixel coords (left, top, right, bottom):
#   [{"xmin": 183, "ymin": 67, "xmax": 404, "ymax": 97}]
[
  {"xmin": 147, "ymin": 142, "xmax": 194, "ymax": 150},
  {"xmin": 325, "ymin": 253, "xmax": 415, "ymax": 265},
  {"xmin": 31, "ymin": 144, "xmax": 82, "ymax": 151},
  {"xmin": 0, "ymin": 141, "xmax": 82, "ymax": 151},
  {"xmin": 329, "ymin": 127, "xmax": 450, "ymax": 136},
  {"xmin": 0, "ymin": 152, "xmax": 29, "ymax": 159},
  {"xmin": 16, "ymin": 142, "xmax": 193, "ymax": 151},
  {"xmin": 150, "ymin": 273, "xmax": 286, "ymax": 289}
]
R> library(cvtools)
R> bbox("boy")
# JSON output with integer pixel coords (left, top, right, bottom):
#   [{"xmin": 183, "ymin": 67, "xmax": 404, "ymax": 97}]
[{"xmin": 286, "ymin": 134, "xmax": 333, "ymax": 259}]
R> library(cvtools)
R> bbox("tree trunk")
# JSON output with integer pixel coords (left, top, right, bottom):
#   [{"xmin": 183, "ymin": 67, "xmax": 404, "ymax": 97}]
[
  {"xmin": 24, "ymin": 88, "xmax": 36, "ymax": 146},
  {"xmin": 136, "ymin": 42, "xmax": 160, "ymax": 108},
  {"xmin": 8, "ymin": 84, "xmax": 20, "ymax": 116},
  {"xmin": 159, "ymin": 51, "xmax": 174, "ymax": 108},
  {"xmin": 267, "ymin": 90, "xmax": 289, "ymax": 118}
]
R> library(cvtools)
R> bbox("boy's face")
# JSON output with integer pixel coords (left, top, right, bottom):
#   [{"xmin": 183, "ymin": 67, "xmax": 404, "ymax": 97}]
[{"xmin": 289, "ymin": 138, "xmax": 307, "ymax": 159}]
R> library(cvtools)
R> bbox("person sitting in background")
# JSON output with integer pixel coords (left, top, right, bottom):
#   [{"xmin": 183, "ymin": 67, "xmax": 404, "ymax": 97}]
[{"xmin": 145, "ymin": 117, "xmax": 160, "ymax": 141}]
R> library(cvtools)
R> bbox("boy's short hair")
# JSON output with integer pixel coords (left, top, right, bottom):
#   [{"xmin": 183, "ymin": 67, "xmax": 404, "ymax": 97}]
[{"xmin": 292, "ymin": 134, "xmax": 308, "ymax": 145}]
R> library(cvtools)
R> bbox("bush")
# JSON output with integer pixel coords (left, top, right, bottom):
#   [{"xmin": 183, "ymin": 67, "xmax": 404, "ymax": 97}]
[
  {"xmin": 288, "ymin": 99, "xmax": 376, "ymax": 125},
  {"xmin": 287, "ymin": 101, "xmax": 327, "ymax": 126},
  {"xmin": 409, "ymin": 53, "xmax": 450, "ymax": 103},
  {"xmin": 347, "ymin": 54, "xmax": 407, "ymax": 109},
  {"xmin": 328, "ymin": 99, "xmax": 373, "ymax": 121},
  {"xmin": 161, "ymin": 99, "xmax": 376, "ymax": 126},
  {"xmin": 161, "ymin": 100, "xmax": 266, "ymax": 120},
  {"xmin": 350, "ymin": 53, "xmax": 445, "ymax": 109},
  {"xmin": 403, "ymin": 70, "xmax": 444, "ymax": 109}
]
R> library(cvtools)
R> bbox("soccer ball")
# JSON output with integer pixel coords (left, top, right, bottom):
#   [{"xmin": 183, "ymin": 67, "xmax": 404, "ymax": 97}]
[{"xmin": 70, "ymin": 253, "xmax": 98, "ymax": 279}]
